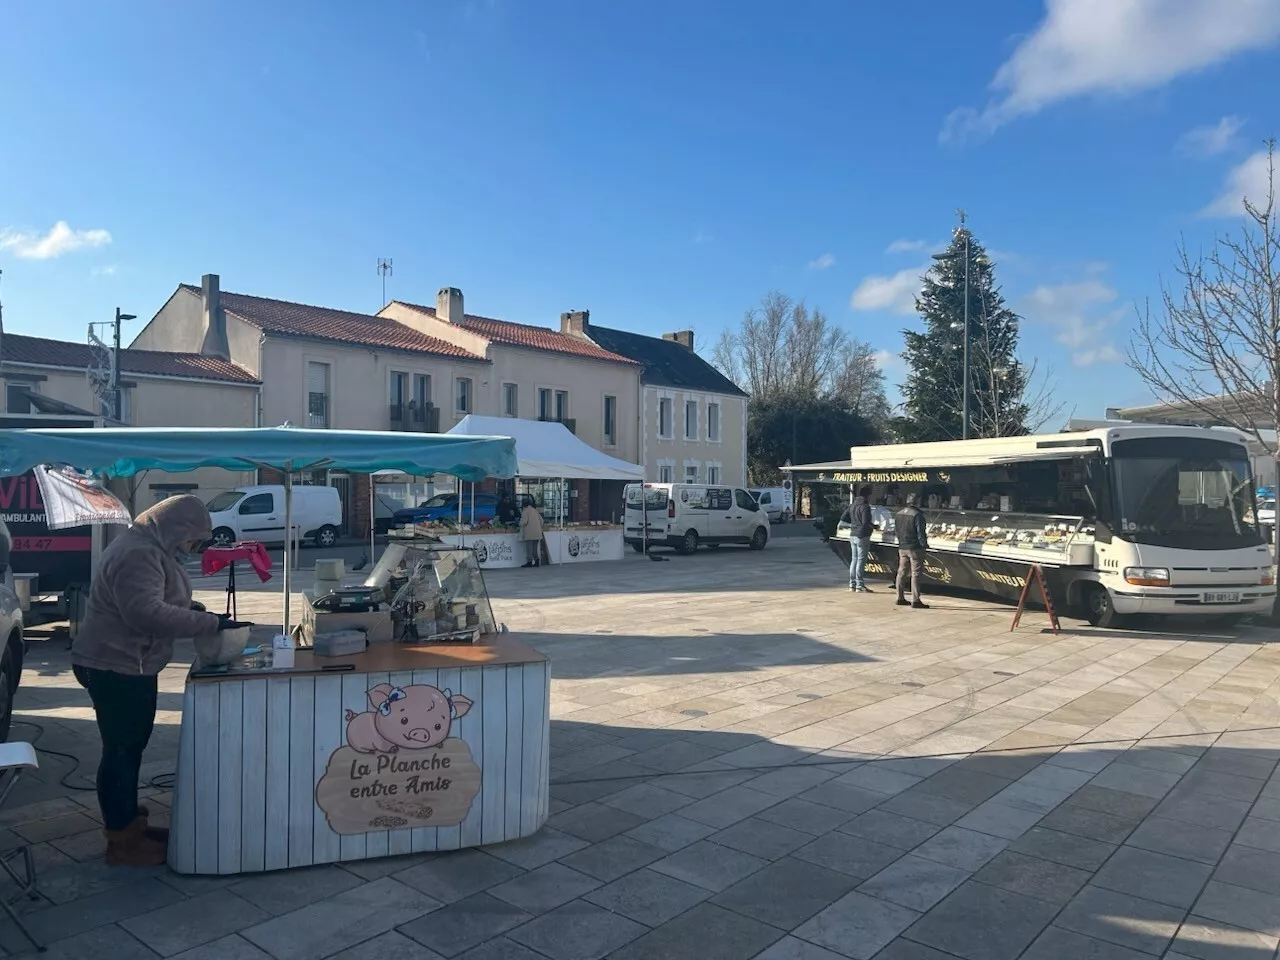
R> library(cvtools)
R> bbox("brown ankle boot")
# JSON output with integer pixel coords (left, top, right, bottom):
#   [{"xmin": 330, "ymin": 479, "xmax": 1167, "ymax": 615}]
[
  {"xmin": 135, "ymin": 804, "xmax": 168, "ymax": 843},
  {"xmin": 105, "ymin": 816, "xmax": 167, "ymax": 867}
]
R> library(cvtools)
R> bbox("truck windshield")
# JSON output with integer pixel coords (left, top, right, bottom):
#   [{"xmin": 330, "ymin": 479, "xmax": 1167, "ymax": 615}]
[
  {"xmin": 206, "ymin": 492, "xmax": 245, "ymax": 513},
  {"xmin": 1111, "ymin": 438, "xmax": 1263, "ymax": 550}
]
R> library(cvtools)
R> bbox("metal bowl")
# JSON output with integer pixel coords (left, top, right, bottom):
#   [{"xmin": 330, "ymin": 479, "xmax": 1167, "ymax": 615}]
[{"xmin": 193, "ymin": 626, "xmax": 253, "ymax": 667}]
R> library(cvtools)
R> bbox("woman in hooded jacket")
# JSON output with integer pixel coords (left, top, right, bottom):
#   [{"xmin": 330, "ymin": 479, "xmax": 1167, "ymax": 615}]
[{"xmin": 72, "ymin": 495, "xmax": 232, "ymax": 866}]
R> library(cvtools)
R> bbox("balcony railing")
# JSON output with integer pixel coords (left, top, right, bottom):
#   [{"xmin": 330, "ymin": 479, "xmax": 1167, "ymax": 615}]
[{"xmin": 409, "ymin": 402, "xmax": 440, "ymax": 432}]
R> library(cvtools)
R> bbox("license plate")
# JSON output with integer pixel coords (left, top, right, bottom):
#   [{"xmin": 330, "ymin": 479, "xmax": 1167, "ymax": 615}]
[{"xmin": 1203, "ymin": 591, "xmax": 1242, "ymax": 604}]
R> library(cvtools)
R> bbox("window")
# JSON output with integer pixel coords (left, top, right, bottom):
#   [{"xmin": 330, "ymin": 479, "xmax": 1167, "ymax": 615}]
[
  {"xmin": 412, "ymin": 374, "xmax": 431, "ymax": 418},
  {"xmin": 604, "ymin": 396, "xmax": 617, "ymax": 446},
  {"xmin": 206, "ymin": 491, "xmax": 245, "ymax": 513},
  {"xmin": 659, "ymin": 397, "xmax": 674, "ymax": 438},
  {"xmin": 239, "ymin": 493, "xmax": 274, "ymax": 516},
  {"xmin": 308, "ymin": 361, "xmax": 330, "ymax": 428},
  {"xmin": 503, "ymin": 383, "xmax": 519, "ymax": 417},
  {"xmin": 735, "ymin": 488, "xmax": 758, "ymax": 511},
  {"xmin": 707, "ymin": 465, "xmax": 721, "ymax": 485},
  {"xmin": 389, "ymin": 371, "xmax": 407, "ymax": 421},
  {"xmin": 658, "ymin": 464, "xmax": 674, "ymax": 483},
  {"xmin": 685, "ymin": 400, "xmax": 698, "ymax": 439},
  {"xmin": 555, "ymin": 390, "xmax": 569, "ymax": 421},
  {"xmin": 455, "ymin": 377, "xmax": 472, "ymax": 413},
  {"xmin": 5, "ymin": 384, "xmax": 31, "ymax": 414},
  {"xmin": 538, "ymin": 388, "xmax": 553, "ymax": 420},
  {"xmin": 685, "ymin": 464, "xmax": 699, "ymax": 483},
  {"xmin": 708, "ymin": 402, "xmax": 721, "ymax": 441}
]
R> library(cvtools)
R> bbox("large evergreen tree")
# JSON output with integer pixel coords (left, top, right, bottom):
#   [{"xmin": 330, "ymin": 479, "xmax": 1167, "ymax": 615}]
[{"xmin": 896, "ymin": 224, "xmax": 1031, "ymax": 442}]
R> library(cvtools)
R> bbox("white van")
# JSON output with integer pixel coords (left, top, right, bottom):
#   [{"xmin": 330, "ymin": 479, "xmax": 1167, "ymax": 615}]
[
  {"xmin": 624, "ymin": 483, "xmax": 769, "ymax": 554},
  {"xmin": 205, "ymin": 485, "xmax": 343, "ymax": 548},
  {"xmin": 750, "ymin": 486, "xmax": 795, "ymax": 523}
]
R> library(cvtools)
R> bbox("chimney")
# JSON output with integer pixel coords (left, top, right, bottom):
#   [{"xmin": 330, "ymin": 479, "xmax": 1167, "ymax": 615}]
[
  {"xmin": 560, "ymin": 310, "xmax": 590, "ymax": 338},
  {"xmin": 662, "ymin": 330, "xmax": 694, "ymax": 351},
  {"xmin": 199, "ymin": 273, "xmax": 230, "ymax": 360},
  {"xmin": 436, "ymin": 287, "xmax": 464, "ymax": 324}
]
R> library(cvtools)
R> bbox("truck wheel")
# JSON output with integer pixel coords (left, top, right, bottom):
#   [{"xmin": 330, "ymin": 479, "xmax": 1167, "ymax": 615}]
[
  {"xmin": 210, "ymin": 527, "xmax": 236, "ymax": 547},
  {"xmin": 0, "ymin": 641, "xmax": 15, "ymax": 743},
  {"xmin": 680, "ymin": 530, "xmax": 700, "ymax": 555},
  {"xmin": 749, "ymin": 527, "xmax": 768, "ymax": 551},
  {"xmin": 314, "ymin": 525, "xmax": 339, "ymax": 549},
  {"xmin": 1085, "ymin": 584, "xmax": 1122, "ymax": 628}
]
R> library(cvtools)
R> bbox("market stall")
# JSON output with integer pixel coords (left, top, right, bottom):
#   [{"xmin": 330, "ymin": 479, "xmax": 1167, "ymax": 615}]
[{"xmin": 0, "ymin": 426, "xmax": 555, "ymax": 876}]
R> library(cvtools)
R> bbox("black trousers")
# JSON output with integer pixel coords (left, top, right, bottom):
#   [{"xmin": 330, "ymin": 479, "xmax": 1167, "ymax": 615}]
[{"xmin": 72, "ymin": 665, "xmax": 158, "ymax": 831}]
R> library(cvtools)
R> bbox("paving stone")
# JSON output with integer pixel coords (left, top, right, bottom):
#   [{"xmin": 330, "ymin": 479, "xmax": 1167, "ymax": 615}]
[
  {"xmin": 709, "ymin": 817, "xmax": 813, "ymax": 861},
  {"xmin": 506, "ymin": 899, "xmax": 647, "ymax": 960},
  {"xmin": 1178, "ymin": 768, "xmax": 1266, "ymax": 803},
  {"xmin": 952, "ymin": 800, "xmax": 1044, "ymax": 840},
  {"xmin": 1252, "ymin": 797, "xmax": 1280, "ymax": 821},
  {"xmin": 453, "ymin": 938, "xmax": 543, "ymax": 960},
  {"xmin": 394, "ymin": 850, "xmax": 525, "ymax": 903},
  {"xmin": 796, "ymin": 782, "xmax": 886, "ymax": 815},
  {"xmin": 11, "ymin": 812, "xmax": 99, "ymax": 844},
  {"xmin": 242, "ymin": 877, "xmax": 441, "ymax": 960},
  {"xmin": 1092, "ymin": 845, "xmax": 1214, "ymax": 908},
  {"xmin": 229, "ymin": 863, "xmax": 363, "ymax": 916},
  {"xmin": 33, "ymin": 856, "xmax": 164, "ymax": 906},
  {"xmin": 745, "ymin": 765, "xmax": 840, "ymax": 799},
  {"xmin": 909, "ymin": 826, "xmax": 1008, "ymax": 871},
  {"xmin": 973, "ymin": 850, "xmax": 1091, "ymax": 905},
  {"xmin": 339, "ymin": 852, "xmax": 435, "ymax": 881},
  {"xmin": 1066, "ymin": 784, "xmax": 1161, "ymax": 819},
  {"xmin": 1124, "ymin": 816, "xmax": 1234, "ymax": 864},
  {"xmin": 793, "ymin": 891, "xmax": 920, "ymax": 960},
  {"xmin": 902, "ymin": 879, "xmax": 1058, "ymax": 960},
  {"xmin": 757, "ymin": 798, "xmax": 857, "ymax": 836},
  {"xmin": 0, "ymin": 876, "xmax": 185, "ymax": 951},
  {"xmin": 546, "ymin": 801, "xmax": 646, "ymax": 842},
  {"xmin": 487, "ymin": 863, "xmax": 600, "ymax": 915},
  {"xmin": 628, "ymin": 740, "xmax": 727, "ymax": 773},
  {"xmin": 1121, "ymin": 746, "xmax": 1199, "ymax": 776},
  {"xmin": 557, "ymin": 835, "xmax": 667, "ymax": 882},
  {"xmin": 1009, "ymin": 826, "xmax": 1116, "ymax": 871},
  {"xmin": 483, "ymin": 828, "xmax": 590, "ymax": 870},
  {"xmin": 869, "ymin": 940, "xmax": 959, "ymax": 960},
  {"xmin": 1016, "ymin": 762, "xmax": 1097, "ymax": 794},
  {"xmin": 121, "ymin": 888, "xmax": 270, "ymax": 957},
  {"xmin": 678, "ymin": 786, "xmax": 781, "ymax": 829},
  {"xmin": 1213, "ymin": 844, "xmax": 1280, "ymax": 897},
  {"xmin": 856, "ymin": 855, "xmax": 970, "ymax": 913},
  {"xmin": 607, "ymin": 902, "xmax": 784, "ymax": 960},
  {"xmin": 550, "ymin": 779, "xmax": 629, "ymax": 806},
  {"xmin": 1168, "ymin": 915, "xmax": 1279, "ymax": 960},
  {"xmin": 582, "ymin": 867, "xmax": 711, "ymax": 926},
  {"xmin": 1235, "ymin": 817, "xmax": 1280, "ymax": 855},
  {"xmin": 1019, "ymin": 926, "xmax": 1152, "ymax": 960},
  {"xmin": 988, "ymin": 781, "xmax": 1072, "ymax": 816},
  {"xmin": 1036, "ymin": 802, "xmax": 1138, "ymax": 844},
  {"xmin": 1056, "ymin": 884, "xmax": 1187, "ymax": 955},
  {"xmin": 755, "ymin": 935, "xmax": 850, "ymax": 959},
  {"xmin": 914, "ymin": 766, "xmax": 1010, "ymax": 805},
  {"xmin": 649, "ymin": 839, "xmax": 768, "ymax": 892},
  {"xmin": 712, "ymin": 857, "xmax": 860, "ymax": 931},
  {"xmin": 956, "ymin": 750, "xmax": 1051, "ymax": 780},
  {"xmin": 1194, "ymin": 881, "xmax": 1280, "ymax": 938},
  {"xmin": 838, "ymin": 810, "xmax": 941, "ymax": 850},
  {"xmin": 15, "ymin": 922, "xmax": 161, "ymax": 959},
  {"xmin": 171, "ymin": 934, "xmax": 275, "ymax": 960},
  {"xmin": 1155, "ymin": 788, "xmax": 1253, "ymax": 832},
  {"xmin": 1193, "ymin": 751, "xmax": 1277, "ymax": 781},
  {"xmin": 875, "ymin": 788, "xmax": 974, "ymax": 826},
  {"xmin": 832, "ymin": 765, "xmax": 923, "ymax": 797},
  {"xmin": 652, "ymin": 768, "xmax": 759, "ymax": 801},
  {"xmin": 398, "ymin": 891, "xmax": 531, "ymax": 958},
  {"xmin": 792, "ymin": 831, "xmax": 904, "ymax": 880},
  {"xmin": 623, "ymin": 813, "xmax": 717, "ymax": 852}
]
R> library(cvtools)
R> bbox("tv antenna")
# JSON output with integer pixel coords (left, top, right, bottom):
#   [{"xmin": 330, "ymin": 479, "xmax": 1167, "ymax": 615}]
[{"xmin": 377, "ymin": 258, "xmax": 393, "ymax": 307}]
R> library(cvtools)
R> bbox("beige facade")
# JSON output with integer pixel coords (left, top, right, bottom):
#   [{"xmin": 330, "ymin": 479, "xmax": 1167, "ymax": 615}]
[{"xmin": 643, "ymin": 384, "xmax": 748, "ymax": 487}]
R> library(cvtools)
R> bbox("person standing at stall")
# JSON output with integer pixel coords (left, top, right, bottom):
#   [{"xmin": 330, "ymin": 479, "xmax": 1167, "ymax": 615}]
[
  {"xmin": 519, "ymin": 499, "xmax": 544, "ymax": 567},
  {"xmin": 71, "ymin": 495, "xmax": 232, "ymax": 866},
  {"xmin": 895, "ymin": 492, "xmax": 930, "ymax": 609},
  {"xmin": 841, "ymin": 485, "xmax": 875, "ymax": 592}
]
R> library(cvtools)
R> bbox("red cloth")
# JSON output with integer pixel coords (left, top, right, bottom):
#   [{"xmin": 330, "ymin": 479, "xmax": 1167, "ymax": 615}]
[{"xmin": 201, "ymin": 542, "xmax": 273, "ymax": 582}]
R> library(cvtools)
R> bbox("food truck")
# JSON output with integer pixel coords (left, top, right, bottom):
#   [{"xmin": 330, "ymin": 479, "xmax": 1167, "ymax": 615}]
[{"xmin": 786, "ymin": 424, "xmax": 1276, "ymax": 626}]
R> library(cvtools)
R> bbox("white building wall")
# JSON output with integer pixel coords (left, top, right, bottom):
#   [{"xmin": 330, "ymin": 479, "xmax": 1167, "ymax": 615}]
[{"xmin": 642, "ymin": 385, "xmax": 746, "ymax": 487}]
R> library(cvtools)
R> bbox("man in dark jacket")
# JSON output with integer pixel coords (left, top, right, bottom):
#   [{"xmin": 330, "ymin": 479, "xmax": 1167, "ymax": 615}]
[
  {"xmin": 894, "ymin": 493, "xmax": 930, "ymax": 609},
  {"xmin": 840, "ymin": 485, "xmax": 875, "ymax": 592}
]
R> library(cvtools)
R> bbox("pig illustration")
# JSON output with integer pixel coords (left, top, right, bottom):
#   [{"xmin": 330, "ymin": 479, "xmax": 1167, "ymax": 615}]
[{"xmin": 344, "ymin": 683, "xmax": 474, "ymax": 754}]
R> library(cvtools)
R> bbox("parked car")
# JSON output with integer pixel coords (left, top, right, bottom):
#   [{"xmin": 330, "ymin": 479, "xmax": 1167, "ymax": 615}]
[
  {"xmin": 391, "ymin": 492, "xmax": 535, "ymax": 528},
  {"xmin": 1258, "ymin": 497, "xmax": 1276, "ymax": 538},
  {"xmin": 624, "ymin": 483, "xmax": 769, "ymax": 554},
  {"xmin": 0, "ymin": 519, "xmax": 25, "ymax": 742},
  {"xmin": 206, "ymin": 485, "xmax": 343, "ymax": 548},
  {"xmin": 749, "ymin": 487, "xmax": 795, "ymax": 523}
]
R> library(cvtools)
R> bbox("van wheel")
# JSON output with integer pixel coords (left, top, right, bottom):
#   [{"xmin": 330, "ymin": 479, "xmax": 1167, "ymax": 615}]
[
  {"xmin": 782, "ymin": 510, "xmax": 792, "ymax": 523},
  {"xmin": 210, "ymin": 527, "xmax": 235, "ymax": 548},
  {"xmin": 631, "ymin": 542, "xmax": 645, "ymax": 554},
  {"xmin": 315, "ymin": 525, "xmax": 339, "ymax": 549},
  {"xmin": 749, "ymin": 527, "xmax": 768, "ymax": 551},
  {"xmin": 1085, "ymin": 584, "xmax": 1122, "ymax": 628},
  {"xmin": 680, "ymin": 530, "xmax": 699, "ymax": 555},
  {"xmin": 0, "ymin": 642, "xmax": 15, "ymax": 743}
]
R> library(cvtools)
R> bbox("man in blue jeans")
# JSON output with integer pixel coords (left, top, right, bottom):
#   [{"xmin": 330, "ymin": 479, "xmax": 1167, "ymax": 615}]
[{"xmin": 841, "ymin": 485, "xmax": 875, "ymax": 592}]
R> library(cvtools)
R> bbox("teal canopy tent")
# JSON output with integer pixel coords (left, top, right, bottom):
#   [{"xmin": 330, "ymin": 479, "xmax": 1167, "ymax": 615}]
[{"xmin": 0, "ymin": 426, "xmax": 518, "ymax": 637}]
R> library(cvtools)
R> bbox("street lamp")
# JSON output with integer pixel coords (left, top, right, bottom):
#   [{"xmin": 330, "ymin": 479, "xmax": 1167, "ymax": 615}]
[{"xmin": 933, "ymin": 234, "xmax": 971, "ymax": 440}]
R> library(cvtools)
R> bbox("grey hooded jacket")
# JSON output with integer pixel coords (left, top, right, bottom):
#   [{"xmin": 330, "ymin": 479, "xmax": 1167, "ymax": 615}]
[{"xmin": 72, "ymin": 495, "xmax": 222, "ymax": 676}]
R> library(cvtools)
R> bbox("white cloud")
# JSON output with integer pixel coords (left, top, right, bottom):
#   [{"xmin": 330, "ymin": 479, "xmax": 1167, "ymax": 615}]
[
  {"xmin": 91, "ymin": 264, "xmax": 118, "ymax": 277},
  {"xmin": 1200, "ymin": 148, "xmax": 1274, "ymax": 217},
  {"xmin": 850, "ymin": 265, "xmax": 927, "ymax": 315},
  {"xmin": 885, "ymin": 239, "xmax": 927, "ymax": 254},
  {"xmin": 1177, "ymin": 115, "xmax": 1245, "ymax": 156},
  {"xmin": 1021, "ymin": 273, "xmax": 1126, "ymax": 366},
  {"xmin": 942, "ymin": 0, "xmax": 1280, "ymax": 142},
  {"xmin": 0, "ymin": 221, "xmax": 112, "ymax": 260},
  {"xmin": 872, "ymin": 349, "xmax": 903, "ymax": 370},
  {"xmin": 808, "ymin": 253, "xmax": 836, "ymax": 271}
]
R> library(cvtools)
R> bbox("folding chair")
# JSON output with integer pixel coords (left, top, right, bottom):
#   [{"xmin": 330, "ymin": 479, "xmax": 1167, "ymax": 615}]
[{"xmin": 0, "ymin": 742, "xmax": 45, "ymax": 952}]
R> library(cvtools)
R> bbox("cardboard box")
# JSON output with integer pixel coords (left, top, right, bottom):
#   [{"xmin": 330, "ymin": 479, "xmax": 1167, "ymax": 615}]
[{"xmin": 296, "ymin": 592, "xmax": 394, "ymax": 648}]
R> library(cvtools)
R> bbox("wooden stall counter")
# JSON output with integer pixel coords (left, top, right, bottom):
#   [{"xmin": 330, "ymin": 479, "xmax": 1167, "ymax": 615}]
[{"xmin": 169, "ymin": 636, "xmax": 550, "ymax": 875}]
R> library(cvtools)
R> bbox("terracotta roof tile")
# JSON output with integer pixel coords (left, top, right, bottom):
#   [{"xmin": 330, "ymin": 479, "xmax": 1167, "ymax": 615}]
[
  {"xmin": 2, "ymin": 333, "xmax": 259, "ymax": 384},
  {"xmin": 179, "ymin": 285, "xmax": 483, "ymax": 360},
  {"xmin": 394, "ymin": 302, "xmax": 637, "ymax": 364}
]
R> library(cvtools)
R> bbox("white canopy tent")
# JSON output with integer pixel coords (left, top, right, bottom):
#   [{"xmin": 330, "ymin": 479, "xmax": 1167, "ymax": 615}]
[{"xmin": 447, "ymin": 415, "xmax": 643, "ymax": 481}]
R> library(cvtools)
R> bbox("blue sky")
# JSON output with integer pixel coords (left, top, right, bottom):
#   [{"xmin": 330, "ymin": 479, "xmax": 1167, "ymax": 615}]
[{"xmin": 2, "ymin": 0, "xmax": 1278, "ymax": 419}]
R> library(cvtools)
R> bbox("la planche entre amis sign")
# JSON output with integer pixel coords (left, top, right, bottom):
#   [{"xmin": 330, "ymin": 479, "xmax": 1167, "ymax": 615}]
[{"xmin": 315, "ymin": 682, "xmax": 482, "ymax": 834}]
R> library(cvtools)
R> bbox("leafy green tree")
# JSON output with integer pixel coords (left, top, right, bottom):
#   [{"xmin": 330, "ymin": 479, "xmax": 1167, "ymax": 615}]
[{"xmin": 747, "ymin": 392, "xmax": 879, "ymax": 485}]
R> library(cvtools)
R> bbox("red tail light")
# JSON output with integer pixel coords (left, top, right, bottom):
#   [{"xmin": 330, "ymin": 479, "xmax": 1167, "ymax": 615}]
[{"xmin": 668, "ymin": 499, "xmax": 676, "ymax": 518}]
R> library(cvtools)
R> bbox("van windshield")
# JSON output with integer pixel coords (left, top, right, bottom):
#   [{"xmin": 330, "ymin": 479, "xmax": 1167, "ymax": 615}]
[{"xmin": 207, "ymin": 492, "xmax": 245, "ymax": 513}]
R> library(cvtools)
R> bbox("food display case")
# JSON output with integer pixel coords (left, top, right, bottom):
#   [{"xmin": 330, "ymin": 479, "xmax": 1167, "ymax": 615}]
[{"xmin": 870, "ymin": 508, "xmax": 1095, "ymax": 567}]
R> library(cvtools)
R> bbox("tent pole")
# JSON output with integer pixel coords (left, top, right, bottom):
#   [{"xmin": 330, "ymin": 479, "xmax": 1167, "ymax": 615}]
[
  {"xmin": 282, "ymin": 467, "xmax": 293, "ymax": 642},
  {"xmin": 369, "ymin": 475, "xmax": 376, "ymax": 565}
]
